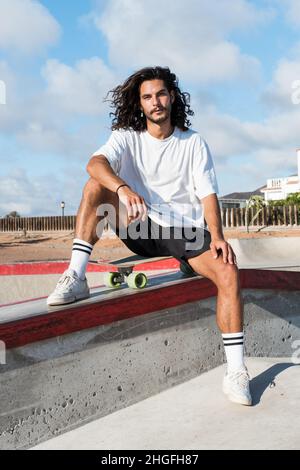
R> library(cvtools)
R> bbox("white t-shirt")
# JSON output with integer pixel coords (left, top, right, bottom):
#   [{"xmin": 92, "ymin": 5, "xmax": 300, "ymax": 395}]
[{"xmin": 93, "ymin": 127, "xmax": 218, "ymax": 227}]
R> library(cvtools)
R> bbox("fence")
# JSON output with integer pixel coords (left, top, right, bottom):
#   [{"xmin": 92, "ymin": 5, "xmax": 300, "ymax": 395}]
[
  {"xmin": 0, "ymin": 206, "xmax": 300, "ymax": 232},
  {"xmin": 0, "ymin": 215, "xmax": 76, "ymax": 232},
  {"xmin": 221, "ymin": 205, "xmax": 300, "ymax": 228}
]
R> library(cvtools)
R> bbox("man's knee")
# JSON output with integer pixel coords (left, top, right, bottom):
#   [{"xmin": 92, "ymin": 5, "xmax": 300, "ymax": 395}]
[
  {"xmin": 82, "ymin": 178, "xmax": 104, "ymax": 202},
  {"xmin": 216, "ymin": 263, "xmax": 240, "ymax": 291}
]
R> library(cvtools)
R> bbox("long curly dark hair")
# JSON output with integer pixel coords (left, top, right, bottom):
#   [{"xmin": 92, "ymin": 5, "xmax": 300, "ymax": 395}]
[{"xmin": 106, "ymin": 66, "xmax": 194, "ymax": 132}]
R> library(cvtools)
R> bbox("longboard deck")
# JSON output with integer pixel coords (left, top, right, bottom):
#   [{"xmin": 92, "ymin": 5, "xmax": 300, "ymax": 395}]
[
  {"xmin": 89, "ymin": 254, "xmax": 194, "ymax": 289},
  {"xmin": 89, "ymin": 254, "xmax": 172, "ymax": 268},
  {"xmin": 89, "ymin": 254, "xmax": 176, "ymax": 289}
]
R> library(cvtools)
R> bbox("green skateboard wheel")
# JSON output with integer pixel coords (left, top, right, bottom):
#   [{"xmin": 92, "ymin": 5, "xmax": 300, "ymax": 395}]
[
  {"xmin": 127, "ymin": 272, "xmax": 148, "ymax": 289},
  {"xmin": 104, "ymin": 272, "xmax": 122, "ymax": 288}
]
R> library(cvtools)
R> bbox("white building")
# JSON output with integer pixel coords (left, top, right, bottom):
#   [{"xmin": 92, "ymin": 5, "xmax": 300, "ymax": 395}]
[
  {"xmin": 261, "ymin": 149, "xmax": 300, "ymax": 201},
  {"xmin": 219, "ymin": 188, "xmax": 264, "ymax": 209}
]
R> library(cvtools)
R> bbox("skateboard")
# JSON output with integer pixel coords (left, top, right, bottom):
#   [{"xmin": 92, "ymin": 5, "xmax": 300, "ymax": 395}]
[{"xmin": 89, "ymin": 254, "xmax": 172, "ymax": 289}]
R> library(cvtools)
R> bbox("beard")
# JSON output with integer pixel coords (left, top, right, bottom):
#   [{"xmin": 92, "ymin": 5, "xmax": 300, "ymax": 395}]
[{"xmin": 145, "ymin": 106, "xmax": 171, "ymax": 124}]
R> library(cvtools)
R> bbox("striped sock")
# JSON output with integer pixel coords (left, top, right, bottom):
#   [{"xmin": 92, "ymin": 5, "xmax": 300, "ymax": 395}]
[
  {"xmin": 222, "ymin": 331, "xmax": 245, "ymax": 372},
  {"xmin": 69, "ymin": 238, "xmax": 93, "ymax": 280}
]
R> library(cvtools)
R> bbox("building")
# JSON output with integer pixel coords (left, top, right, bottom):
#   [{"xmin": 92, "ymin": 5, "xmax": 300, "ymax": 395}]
[
  {"xmin": 260, "ymin": 149, "xmax": 300, "ymax": 201},
  {"xmin": 219, "ymin": 187, "xmax": 264, "ymax": 209}
]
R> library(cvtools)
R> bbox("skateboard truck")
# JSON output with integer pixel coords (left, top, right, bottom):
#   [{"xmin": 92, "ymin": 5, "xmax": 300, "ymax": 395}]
[
  {"xmin": 90, "ymin": 254, "xmax": 173, "ymax": 290},
  {"xmin": 104, "ymin": 266, "xmax": 148, "ymax": 289}
]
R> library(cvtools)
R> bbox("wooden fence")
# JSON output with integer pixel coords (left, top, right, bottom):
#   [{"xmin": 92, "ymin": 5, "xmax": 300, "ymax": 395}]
[
  {"xmin": 0, "ymin": 206, "xmax": 299, "ymax": 232},
  {"xmin": 221, "ymin": 205, "xmax": 300, "ymax": 228},
  {"xmin": 0, "ymin": 215, "xmax": 76, "ymax": 232}
]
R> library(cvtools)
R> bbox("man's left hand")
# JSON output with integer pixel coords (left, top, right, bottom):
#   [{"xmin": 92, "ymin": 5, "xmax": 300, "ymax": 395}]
[{"xmin": 210, "ymin": 238, "xmax": 236, "ymax": 265}]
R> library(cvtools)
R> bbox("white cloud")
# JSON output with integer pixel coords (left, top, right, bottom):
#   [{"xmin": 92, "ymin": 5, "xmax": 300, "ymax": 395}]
[
  {"xmin": 0, "ymin": 60, "xmax": 16, "ymax": 106},
  {"xmin": 0, "ymin": 61, "xmax": 27, "ymax": 131},
  {"xmin": 0, "ymin": 168, "xmax": 60, "ymax": 216},
  {"xmin": 0, "ymin": 167, "xmax": 88, "ymax": 217},
  {"xmin": 195, "ymin": 100, "xmax": 300, "ymax": 155},
  {"xmin": 193, "ymin": 105, "xmax": 253, "ymax": 159},
  {"xmin": 91, "ymin": 0, "xmax": 271, "ymax": 83},
  {"xmin": 244, "ymin": 110, "xmax": 300, "ymax": 148},
  {"xmin": 284, "ymin": 0, "xmax": 300, "ymax": 27},
  {"xmin": 41, "ymin": 57, "xmax": 118, "ymax": 115},
  {"xmin": 194, "ymin": 48, "xmax": 300, "ymax": 186},
  {"xmin": 16, "ymin": 120, "xmax": 109, "ymax": 160},
  {"xmin": 262, "ymin": 56, "xmax": 300, "ymax": 109},
  {"xmin": 12, "ymin": 57, "xmax": 118, "ymax": 158},
  {"xmin": 192, "ymin": 99, "xmax": 300, "ymax": 193},
  {"xmin": 0, "ymin": 56, "xmax": 117, "ymax": 159},
  {"xmin": 1, "ymin": 0, "xmax": 299, "ymax": 210},
  {"xmin": 0, "ymin": 0, "xmax": 61, "ymax": 54}
]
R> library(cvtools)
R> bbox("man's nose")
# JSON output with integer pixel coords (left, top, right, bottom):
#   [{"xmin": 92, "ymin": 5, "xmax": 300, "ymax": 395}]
[{"xmin": 152, "ymin": 96, "xmax": 160, "ymax": 107}]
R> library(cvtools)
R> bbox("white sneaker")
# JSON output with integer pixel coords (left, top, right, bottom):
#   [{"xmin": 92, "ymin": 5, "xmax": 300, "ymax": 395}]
[
  {"xmin": 223, "ymin": 367, "xmax": 252, "ymax": 406},
  {"xmin": 47, "ymin": 269, "xmax": 90, "ymax": 306}
]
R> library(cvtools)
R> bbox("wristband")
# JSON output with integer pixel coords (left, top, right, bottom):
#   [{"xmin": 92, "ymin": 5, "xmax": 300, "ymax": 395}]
[{"xmin": 116, "ymin": 184, "xmax": 129, "ymax": 195}]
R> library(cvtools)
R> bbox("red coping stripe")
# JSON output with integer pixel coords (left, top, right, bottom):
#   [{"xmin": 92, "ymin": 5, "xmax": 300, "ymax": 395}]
[
  {"xmin": 0, "ymin": 269, "xmax": 299, "ymax": 350},
  {"xmin": 0, "ymin": 259, "xmax": 179, "ymax": 275}
]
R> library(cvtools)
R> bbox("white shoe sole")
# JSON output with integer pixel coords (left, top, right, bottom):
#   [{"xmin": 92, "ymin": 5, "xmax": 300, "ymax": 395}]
[
  {"xmin": 47, "ymin": 292, "xmax": 90, "ymax": 306},
  {"xmin": 225, "ymin": 392, "xmax": 252, "ymax": 406},
  {"xmin": 223, "ymin": 384, "xmax": 252, "ymax": 406}
]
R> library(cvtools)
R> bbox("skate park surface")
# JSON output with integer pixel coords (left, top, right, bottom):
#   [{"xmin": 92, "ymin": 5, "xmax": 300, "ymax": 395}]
[
  {"xmin": 31, "ymin": 357, "xmax": 300, "ymax": 450},
  {"xmin": 0, "ymin": 236, "xmax": 299, "ymax": 449}
]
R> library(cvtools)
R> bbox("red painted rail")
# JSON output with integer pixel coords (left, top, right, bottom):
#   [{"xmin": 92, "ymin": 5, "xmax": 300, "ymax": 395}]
[
  {"xmin": 0, "ymin": 269, "xmax": 299, "ymax": 350},
  {"xmin": 0, "ymin": 259, "xmax": 179, "ymax": 275}
]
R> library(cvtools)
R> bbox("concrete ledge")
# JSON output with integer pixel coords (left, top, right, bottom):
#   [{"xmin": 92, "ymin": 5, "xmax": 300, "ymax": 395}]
[
  {"xmin": 0, "ymin": 277, "xmax": 299, "ymax": 449},
  {"xmin": 0, "ymin": 270, "xmax": 300, "ymax": 349},
  {"xmin": 0, "ymin": 298, "xmax": 222, "ymax": 449}
]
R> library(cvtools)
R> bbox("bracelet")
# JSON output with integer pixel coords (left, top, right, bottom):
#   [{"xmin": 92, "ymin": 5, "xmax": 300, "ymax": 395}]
[{"xmin": 116, "ymin": 184, "xmax": 129, "ymax": 195}]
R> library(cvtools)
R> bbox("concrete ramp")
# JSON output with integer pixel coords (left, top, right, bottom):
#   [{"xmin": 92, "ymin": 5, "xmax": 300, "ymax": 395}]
[
  {"xmin": 31, "ymin": 357, "xmax": 300, "ymax": 450},
  {"xmin": 1, "ymin": 236, "xmax": 300, "ymax": 449},
  {"xmin": 229, "ymin": 236, "xmax": 300, "ymax": 269},
  {"xmin": 1, "ymin": 237, "xmax": 299, "ymax": 304},
  {"xmin": 0, "ymin": 269, "xmax": 300, "ymax": 449}
]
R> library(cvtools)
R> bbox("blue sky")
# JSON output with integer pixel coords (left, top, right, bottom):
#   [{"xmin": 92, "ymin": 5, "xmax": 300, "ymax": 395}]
[{"xmin": 0, "ymin": 0, "xmax": 300, "ymax": 216}]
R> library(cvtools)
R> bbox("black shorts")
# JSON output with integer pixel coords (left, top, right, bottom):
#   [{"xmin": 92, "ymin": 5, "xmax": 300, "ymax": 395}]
[{"xmin": 116, "ymin": 216, "xmax": 211, "ymax": 270}]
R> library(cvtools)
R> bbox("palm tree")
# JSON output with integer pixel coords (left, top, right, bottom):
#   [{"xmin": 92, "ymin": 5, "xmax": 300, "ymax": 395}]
[
  {"xmin": 245, "ymin": 196, "xmax": 266, "ymax": 232},
  {"xmin": 5, "ymin": 211, "xmax": 21, "ymax": 218},
  {"xmin": 285, "ymin": 192, "xmax": 300, "ymax": 205}
]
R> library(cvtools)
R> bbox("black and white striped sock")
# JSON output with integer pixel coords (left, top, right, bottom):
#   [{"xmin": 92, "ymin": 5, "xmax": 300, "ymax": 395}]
[
  {"xmin": 69, "ymin": 238, "xmax": 93, "ymax": 280},
  {"xmin": 222, "ymin": 331, "xmax": 245, "ymax": 372}
]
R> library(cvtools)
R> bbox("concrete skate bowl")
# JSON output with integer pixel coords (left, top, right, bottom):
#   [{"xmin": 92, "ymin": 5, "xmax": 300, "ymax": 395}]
[{"xmin": 0, "ymin": 236, "xmax": 299, "ymax": 449}]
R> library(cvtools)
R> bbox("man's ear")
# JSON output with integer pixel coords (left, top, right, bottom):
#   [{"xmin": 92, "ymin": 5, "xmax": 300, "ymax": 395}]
[{"xmin": 171, "ymin": 90, "xmax": 175, "ymax": 103}]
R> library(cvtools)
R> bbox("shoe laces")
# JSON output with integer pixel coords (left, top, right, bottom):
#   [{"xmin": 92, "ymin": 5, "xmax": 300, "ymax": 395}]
[
  {"xmin": 56, "ymin": 271, "xmax": 79, "ymax": 292},
  {"xmin": 228, "ymin": 369, "xmax": 250, "ymax": 389}
]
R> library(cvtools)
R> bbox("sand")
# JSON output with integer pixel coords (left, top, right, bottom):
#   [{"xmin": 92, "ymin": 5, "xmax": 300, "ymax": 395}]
[{"xmin": 1, "ymin": 227, "xmax": 300, "ymax": 264}]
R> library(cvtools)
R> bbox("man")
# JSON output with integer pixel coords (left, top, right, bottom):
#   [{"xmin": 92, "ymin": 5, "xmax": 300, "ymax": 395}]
[{"xmin": 47, "ymin": 66, "xmax": 252, "ymax": 406}]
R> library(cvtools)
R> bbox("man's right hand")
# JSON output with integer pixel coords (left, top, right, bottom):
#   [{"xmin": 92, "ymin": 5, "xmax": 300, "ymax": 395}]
[{"xmin": 117, "ymin": 185, "xmax": 147, "ymax": 223}]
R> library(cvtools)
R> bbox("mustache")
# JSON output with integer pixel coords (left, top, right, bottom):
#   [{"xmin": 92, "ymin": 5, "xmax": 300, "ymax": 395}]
[{"xmin": 151, "ymin": 107, "xmax": 166, "ymax": 114}]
